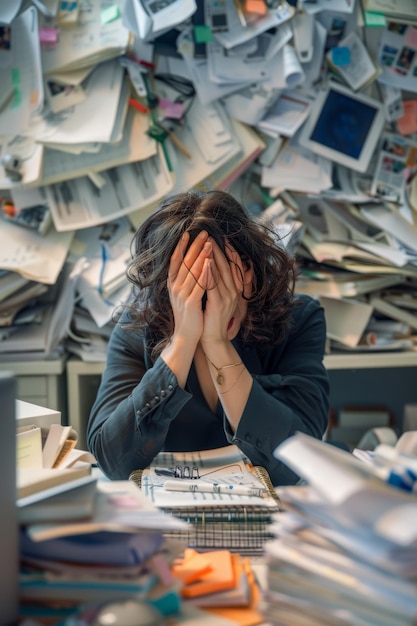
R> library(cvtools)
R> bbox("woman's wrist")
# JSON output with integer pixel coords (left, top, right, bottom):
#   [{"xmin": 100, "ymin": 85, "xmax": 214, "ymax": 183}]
[{"xmin": 161, "ymin": 334, "xmax": 198, "ymax": 388}]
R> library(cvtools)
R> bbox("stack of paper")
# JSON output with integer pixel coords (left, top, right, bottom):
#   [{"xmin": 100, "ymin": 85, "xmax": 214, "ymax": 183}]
[
  {"xmin": 19, "ymin": 480, "xmax": 187, "ymax": 620},
  {"xmin": 40, "ymin": 0, "xmax": 130, "ymax": 75},
  {"xmin": 261, "ymin": 432, "xmax": 417, "ymax": 625},
  {"xmin": 2, "ymin": 0, "xmax": 417, "ymax": 359}
]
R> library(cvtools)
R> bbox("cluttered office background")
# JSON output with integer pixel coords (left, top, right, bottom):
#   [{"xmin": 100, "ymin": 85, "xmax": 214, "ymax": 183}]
[{"xmin": 1, "ymin": 0, "xmax": 417, "ymax": 449}]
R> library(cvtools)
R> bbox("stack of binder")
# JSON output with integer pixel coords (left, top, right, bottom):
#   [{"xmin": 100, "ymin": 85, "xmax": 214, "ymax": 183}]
[{"xmin": 130, "ymin": 445, "xmax": 281, "ymax": 556}]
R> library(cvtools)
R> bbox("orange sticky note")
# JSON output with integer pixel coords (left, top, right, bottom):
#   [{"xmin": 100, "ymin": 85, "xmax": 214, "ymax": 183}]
[
  {"xmin": 180, "ymin": 550, "xmax": 236, "ymax": 598},
  {"xmin": 205, "ymin": 606, "xmax": 265, "ymax": 626},
  {"xmin": 172, "ymin": 549, "xmax": 212, "ymax": 585},
  {"xmin": 245, "ymin": 0, "xmax": 267, "ymax": 15}
]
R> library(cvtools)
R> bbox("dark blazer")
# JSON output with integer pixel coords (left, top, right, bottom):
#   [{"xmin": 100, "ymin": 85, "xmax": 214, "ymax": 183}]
[{"xmin": 87, "ymin": 294, "xmax": 329, "ymax": 485}]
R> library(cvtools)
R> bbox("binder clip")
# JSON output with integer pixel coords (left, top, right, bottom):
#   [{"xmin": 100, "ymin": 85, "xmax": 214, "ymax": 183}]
[
  {"xmin": 147, "ymin": 123, "xmax": 169, "ymax": 144},
  {"xmin": 147, "ymin": 122, "xmax": 192, "ymax": 160},
  {"xmin": 175, "ymin": 465, "xmax": 200, "ymax": 479},
  {"xmin": 1, "ymin": 154, "xmax": 23, "ymax": 182}
]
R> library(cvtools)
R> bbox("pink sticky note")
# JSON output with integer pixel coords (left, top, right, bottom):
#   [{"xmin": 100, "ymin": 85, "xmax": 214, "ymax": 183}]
[
  {"xmin": 405, "ymin": 26, "xmax": 417, "ymax": 49},
  {"xmin": 158, "ymin": 98, "xmax": 185, "ymax": 120},
  {"xmin": 39, "ymin": 27, "xmax": 59, "ymax": 44}
]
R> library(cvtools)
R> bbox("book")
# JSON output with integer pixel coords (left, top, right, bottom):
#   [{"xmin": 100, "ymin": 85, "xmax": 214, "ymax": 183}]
[
  {"xmin": 326, "ymin": 31, "xmax": 380, "ymax": 92},
  {"xmin": 134, "ymin": 445, "xmax": 280, "ymax": 556},
  {"xmin": 24, "ymin": 480, "xmax": 188, "ymax": 542},
  {"xmin": 18, "ymin": 478, "xmax": 97, "ymax": 524},
  {"xmin": 0, "ymin": 271, "xmax": 29, "ymax": 304},
  {"xmin": 16, "ymin": 425, "xmax": 43, "ymax": 470},
  {"xmin": 42, "ymin": 423, "xmax": 78, "ymax": 469},
  {"xmin": 17, "ymin": 464, "xmax": 92, "ymax": 501},
  {"xmin": 295, "ymin": 269, "xmax": 404, "ymax": 298}
]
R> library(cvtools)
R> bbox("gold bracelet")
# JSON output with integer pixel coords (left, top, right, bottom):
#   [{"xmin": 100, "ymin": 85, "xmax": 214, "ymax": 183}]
[{"xmin": 205, "ymin": 354, "xmax": 243, "ymax": 385}]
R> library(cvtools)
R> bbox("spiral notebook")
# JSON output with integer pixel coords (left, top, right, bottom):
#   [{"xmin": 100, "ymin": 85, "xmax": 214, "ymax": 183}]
[{"xmin": 130, "ymin": 445, "xmax": 281, "ymax": 556}]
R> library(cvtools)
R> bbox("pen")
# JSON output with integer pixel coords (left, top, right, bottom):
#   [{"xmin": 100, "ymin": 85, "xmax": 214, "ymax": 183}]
[
  {"xmin": 0, "ymin": 88, "xmax": 15, "ymax": 113},
  {"xmin": 128, "ymin": 97, "xmax": 148, "ymax": 114},
  {"xmin": 159, "ymin": 123, "xmax": 192, "ymax": 159},
  {"xmin": 163, "ymin": 480, "xmax": 268, "ymax": 498}
]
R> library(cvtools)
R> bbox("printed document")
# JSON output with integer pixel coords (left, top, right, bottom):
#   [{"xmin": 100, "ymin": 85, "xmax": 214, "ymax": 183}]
[
  {"xmin": 212, "ymin": 1, "xmax": 294, "ymax": 49},
  {"xmin": 40, "ymin": 108, "xmax": 156, "ymax": 185},
  {"xmin": 370, "ymin": 132, "xmax": 417, "ymax": 204},
  {"xmin": 37, "ymin": 60, "xmax": 126, "ymax": 147},
  {"xmin": 377, "ymin": 25, "xmax": 417, "ymax": 92},
  {"xmin": 0, "ymin": 221, "xmax": 74, "ymax": 284},
  {"xmin": 45, "ymin": 149, "xmax": 174, "ymax": 231}
]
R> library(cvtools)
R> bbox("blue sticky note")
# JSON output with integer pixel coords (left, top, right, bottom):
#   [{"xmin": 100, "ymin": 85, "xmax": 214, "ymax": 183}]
[{"xmin": 331, "ymin": 46, "xmax": 351, "ymax": 66}]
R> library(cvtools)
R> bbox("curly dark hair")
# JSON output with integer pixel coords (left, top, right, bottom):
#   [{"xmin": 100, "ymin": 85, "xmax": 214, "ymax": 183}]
[{"xmin": 124, "ymin": 189, "xmax": 297, "ymax": 357}]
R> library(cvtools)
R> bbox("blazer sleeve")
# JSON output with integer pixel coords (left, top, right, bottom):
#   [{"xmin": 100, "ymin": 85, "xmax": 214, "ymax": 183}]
[
  {"xmin": 87, "ymin": 318, "xmax": 192, "ymax": 479},
  {"xmin": 224, "ymin": 296, "xmax": 330, "ymax": 486}
]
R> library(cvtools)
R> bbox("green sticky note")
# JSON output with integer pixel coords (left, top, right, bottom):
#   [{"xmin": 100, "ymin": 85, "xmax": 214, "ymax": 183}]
[
  {"xmin": 11, "ymin": 67, "xmax": 20, "ymax": 86},
  {"xmin": 365, "ymin": 11, "xmax": 386, "ymax": 27},
  {"xmin": 101, "ymin": 5, "xmax": 120, "ymax": 24},
  {"xmin": 11, "ymin": 87, "xmax": 22, "ymax": 109},
  {"xmin": 194, "ymin": 25, "xmax": 213, "ymax": 44}
]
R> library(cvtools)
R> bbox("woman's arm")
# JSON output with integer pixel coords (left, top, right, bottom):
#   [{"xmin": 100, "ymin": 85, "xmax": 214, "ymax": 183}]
[
  {"xmin": 87, "ymin": 320, "xmax": 192, "ymax": 479},
  {"xmin": 88, "ymin": 230, "xmax": 213, "ymax": 479},
  {"xmin": 224, "ymin": 296, "xmax": 330, "ymax": 486}
]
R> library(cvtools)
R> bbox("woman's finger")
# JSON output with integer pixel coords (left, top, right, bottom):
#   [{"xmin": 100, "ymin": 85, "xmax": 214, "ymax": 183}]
[{"xmin": 211, "ymin": 240, "xmax": 239, "ymax": 297}]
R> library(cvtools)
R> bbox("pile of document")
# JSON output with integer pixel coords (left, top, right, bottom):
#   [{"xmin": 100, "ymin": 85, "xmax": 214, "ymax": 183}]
[
  {"xmin": 1, "ymin": 0, "xmax": 417, "ymax": 358},
  {"xmin": 261, "ymin": 432, "xmax": 417, "ymax": 625}
]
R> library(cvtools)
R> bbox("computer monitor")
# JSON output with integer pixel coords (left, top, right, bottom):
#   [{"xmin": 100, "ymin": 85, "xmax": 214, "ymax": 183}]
[{"xmin": 0, "ymin": 372, "xmax": 18, "ymax": 624}]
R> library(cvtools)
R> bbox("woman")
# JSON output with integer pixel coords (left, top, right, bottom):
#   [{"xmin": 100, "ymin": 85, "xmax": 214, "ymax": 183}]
[{"xmin": 87, "ymin": 189, "xmax": 329, "ymax": 485}]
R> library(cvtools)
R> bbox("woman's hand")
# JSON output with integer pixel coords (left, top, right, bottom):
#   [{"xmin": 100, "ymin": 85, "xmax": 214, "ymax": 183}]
[
  {"xmin": 201, "ymin": 240, "xmax": 241, "ymax": 345},
  {"xmin": 167, "ymin": 230, "xmax": 212, "ymax": 346}
]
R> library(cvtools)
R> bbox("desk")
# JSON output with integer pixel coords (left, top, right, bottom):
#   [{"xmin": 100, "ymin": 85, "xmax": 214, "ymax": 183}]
[
  {"xmin": 66, "ymin": 358, "xmax": 105, "ymax": 449},
  {"xmin": 0, "ymin": 357, "xmax": 67, "ymax": 421}
]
